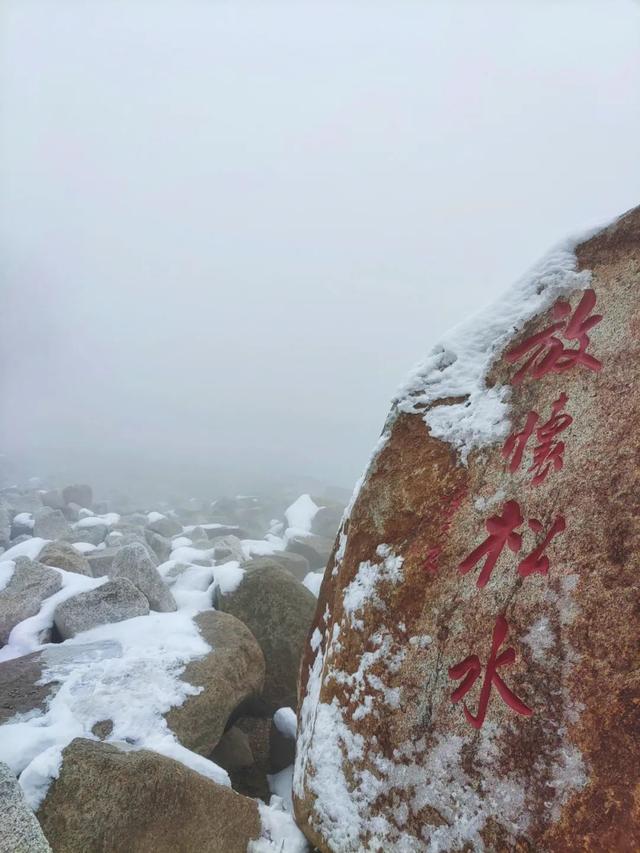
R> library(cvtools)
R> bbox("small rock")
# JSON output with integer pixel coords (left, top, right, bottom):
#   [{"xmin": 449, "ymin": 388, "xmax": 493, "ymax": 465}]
[
  {"xmin": 231, "ymin": 716, "xmax": 271, "ymax": 801},
  {"xmin": 211, "ymin": 726, "xmax": 255, "ymax": 771},
  {"xmin": 110, "ymin": 543, "xmax": 176, "ymax": 612},
  {"xmin": 0, "ymin": 557, "xmax": 62, "ymax": 645},
  {"xmin": 32, "ymin": 508, "xmax": 72, "ymax": 541},
  {"xmin": 91, "ymin": 719, "xmax": 114, "ymax": 740},
  {"xmin": 38, "ymin": 541, "xmax": 91, "ymax": 576},
  {"xmin": 53, "ymin": 578, "xmax": 149, "ymax": 639},
  {"xmin": 0, "ymin": 761, "xmax": 52, "ymax": 852}
]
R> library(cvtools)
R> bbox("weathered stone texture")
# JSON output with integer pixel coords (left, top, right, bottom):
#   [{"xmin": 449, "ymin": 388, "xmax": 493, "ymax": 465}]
[{"xmin": 293, "ymin": 206, "xmax": 640, "ymax": 852}]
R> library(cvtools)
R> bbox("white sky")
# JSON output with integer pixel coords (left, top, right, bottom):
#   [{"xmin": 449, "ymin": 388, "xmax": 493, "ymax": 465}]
[{"xmin": 1, "ymin": 0, "xmax": 639, "ymax": 498}]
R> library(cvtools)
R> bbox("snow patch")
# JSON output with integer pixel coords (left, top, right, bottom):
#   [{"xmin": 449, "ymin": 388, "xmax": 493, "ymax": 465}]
[{"xmin": 394, "ymin": 236, "xmax": 595, "ymax": 462}]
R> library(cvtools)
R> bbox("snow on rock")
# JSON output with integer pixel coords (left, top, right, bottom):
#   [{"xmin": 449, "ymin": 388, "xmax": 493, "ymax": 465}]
[
  {"xmin": 394, "ymin": 234, "xmax": 598, "ymax": 463},
  {"xmin": 284, "ymin": 494, "xmax": 321, "ymax": 538},
  {"xmin": 1, "ymin": 538, "xmax": 48, "ymax": 562},
  {"xmin": 293, "ymin": 209, "xmax": 639, "ymax": 851},
  {"xmin": 13, "ymin": 512, "xmax": 35, "ymax": 530},
  {"xmin": 249, "ymin": 796, "xmax": 309, "ymax": 853},
  {"xmin": 302, "ymin": 571, "xmax": 324, "ymax": 598},
  {"xmin": 273, "ymin": 707, "xmax": 297, "ymax": 740}
]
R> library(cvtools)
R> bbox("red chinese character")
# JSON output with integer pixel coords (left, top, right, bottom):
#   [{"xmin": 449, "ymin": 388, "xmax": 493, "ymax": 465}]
[
  {"xmin": 529, "ymin": 393, "xmax": 573, "ymax": 485},
  {"xmin": 502, "ymin": 393, "xmax": 573, "ymax": 484},
  {"xmin": 459, "ymin": 500, "xmax": 523, "ymax": 588},
  {"xmin": 460, "ymin": 502, "xmax": 565, "ymax": 587},
  {"xmin": 518, "ymin": 515, "xmax": 566, "ymax": 578},
  {"xmin": 502, "ymin": 411, "xmax": 539, "ymax": 474},
  {"xmin": 448, "ymin": 615, "xmax": 533, "ymax": 729},
  {"xmin": 505, "ymin": 289, "xmax": 603, "ymax": 384}
]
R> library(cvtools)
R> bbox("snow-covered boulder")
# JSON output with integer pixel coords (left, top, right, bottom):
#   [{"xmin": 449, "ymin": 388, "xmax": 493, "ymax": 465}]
[
  {"xmin": 218, "ymin": 563, "xmax": 316, "ymax": 711},
  {"xmin": 164, "ymin": 610, "xmax": 265, "ymax": 757},
  {"xmin": 53, "ymin": 578, "xmax": 149, "ymax": 639},
  {"xmin": 294, "ymin": 206, "xmax": 640, "ymax": 851},
  {"xmin": 36, "ymin": 738, "xmax": 261, "ymax": 853},
  {"xmin": 38, "ymin": 541, "xmax": 91, "ymax": 576},
  {"xmin": 0, "ymin": 762, "xmax": 52, "ymax": 852},
  {"xmin": 110, "ymin": 543, "xmax": 176, "ymax": 613},
  {"xmin": 0, "ymin": 558, "xmax": 62, "ymax": 645}
]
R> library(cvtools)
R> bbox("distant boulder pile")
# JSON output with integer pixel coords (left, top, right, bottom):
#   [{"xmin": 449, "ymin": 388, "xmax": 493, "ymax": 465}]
[{"xmin": 0, "ymin": 481, "xmax": 345, "ymax": 851}]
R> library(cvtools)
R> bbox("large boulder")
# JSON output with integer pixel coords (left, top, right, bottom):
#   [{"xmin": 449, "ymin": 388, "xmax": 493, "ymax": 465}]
[
  {"xmin": 164, "ymin": 610, "xmax": 265, "ymax": 756},
  {"xmin": 293, "ymin": 206, "xmax": 640, "ymax": 851},
  {"xmin": 38, "ymin": 541, "xmax": 91, "ymax": 576},
  {"xmin": 0, "ymin": 558, "xmax": 62, "ymax": 645},
  {"xmin": 32, "ymin": 508, "xmax": 71, "ymax": 541},
  {"xmin": 218, "ymin": 564, "xmax": 316, "ymax": 711},
  {"xmin": 62, "ymin": 484, "xmax": 92, "ymax": 507},
  {"xmin": 53, "ymin": 578, "xmax": 149, "ymax": 639},
  {"xmin": 0, "ymin": 762, "xmax": 52, "ymax": 852},
  {"xmin": 36, "ymin": 738, "xmax": 261, "ymax": 853},
  {"xmin": 110, "ymin": 543, "xmax": 176, "ymax": 612}
]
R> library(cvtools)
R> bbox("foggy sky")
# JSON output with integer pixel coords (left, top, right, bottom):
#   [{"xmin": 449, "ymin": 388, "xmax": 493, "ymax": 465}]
[{"xmin": 1, "ymin": 1, "xmax": 639, "ymax": 501}]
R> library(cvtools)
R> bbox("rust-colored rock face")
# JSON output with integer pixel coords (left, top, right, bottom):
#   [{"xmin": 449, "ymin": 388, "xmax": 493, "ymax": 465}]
[{"xmin": 293, "ymin": 206, "xmax": 640, "ymax": 852}]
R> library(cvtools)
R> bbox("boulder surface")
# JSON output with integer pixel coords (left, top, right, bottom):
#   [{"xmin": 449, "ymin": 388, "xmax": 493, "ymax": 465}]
[
  {"xmin": 53, "ymin": 578, "xmax": 149, "ymax": 639},
  {"xmin": 36, "ymin": 738, "xmax": 261, "ymax": 853},
  {"xmin": 218, "ymin": 563, "xmax": 316, "ymax": 711},
  {"xmin": 293, "ymin": 206, "xmax": 640, "ymax": 851},
  {"xmin": 0, "ymin": 558, "xmax": 62, "ymax": 645},
  {"xmin": 0, "ymin": 762, "xmax": 51, "ymax": 852},
  {"xmin": 164, "ymin": 610, "xmax": 265, "ymax": 756},
  {"xmin": 109, "ymin": 542, "xmax": 176, "ymax": 612}
]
